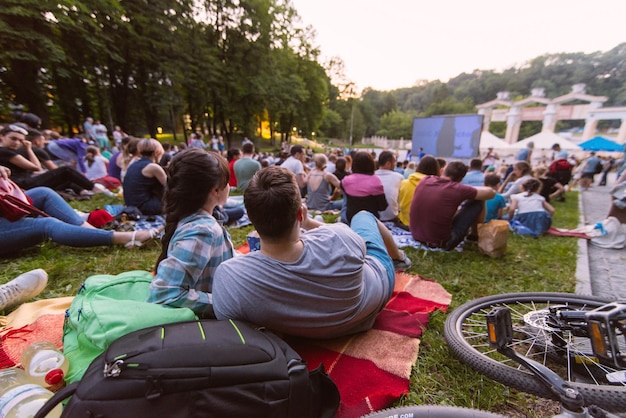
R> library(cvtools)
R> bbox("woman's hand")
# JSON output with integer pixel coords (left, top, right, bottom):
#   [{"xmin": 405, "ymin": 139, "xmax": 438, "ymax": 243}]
[{"xmin": 0, "ymin": 165, "xmax": 10, "ymax": 179}]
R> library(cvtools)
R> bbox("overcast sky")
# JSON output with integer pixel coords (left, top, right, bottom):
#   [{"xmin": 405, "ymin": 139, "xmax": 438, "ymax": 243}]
[{"xmin": 290, "ymin": 0, "xmax": 626, "ymax": 92}]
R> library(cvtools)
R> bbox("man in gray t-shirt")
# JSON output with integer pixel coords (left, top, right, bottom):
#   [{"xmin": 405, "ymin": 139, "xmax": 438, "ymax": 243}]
[{"xmin": 212, "ymin": 166, "xmax": 411, "ymax": 339}]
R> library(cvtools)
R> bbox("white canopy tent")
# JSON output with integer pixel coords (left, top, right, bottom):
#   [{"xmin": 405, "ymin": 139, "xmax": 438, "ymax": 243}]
[
  {"xmin": 510, "ymin": 132, "xmax": 580, "ymax": 150},
  {"xmin": 479, "ymin": 131, "xmax": 511, "ymax": 150}
]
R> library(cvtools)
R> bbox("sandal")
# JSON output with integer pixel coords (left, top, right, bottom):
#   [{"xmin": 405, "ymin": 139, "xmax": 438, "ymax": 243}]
[{"xmin": 125, "ymin": 228, "xmax": 162, "ymax": 249}]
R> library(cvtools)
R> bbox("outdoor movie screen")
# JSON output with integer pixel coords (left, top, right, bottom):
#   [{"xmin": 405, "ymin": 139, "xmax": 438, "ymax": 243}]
[{"xmin": 411, "ymin": 114, "xmax": 483, "ymax": 160}]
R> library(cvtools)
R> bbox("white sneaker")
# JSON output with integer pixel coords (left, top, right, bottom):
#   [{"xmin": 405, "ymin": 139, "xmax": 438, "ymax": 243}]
[
  {"xmin": 92, "ymin": 183, "xmax": 115, "ymax": 196},
  {"xmin": 0, "ymin": 269, "xmax": 48, "ymax": 311}
]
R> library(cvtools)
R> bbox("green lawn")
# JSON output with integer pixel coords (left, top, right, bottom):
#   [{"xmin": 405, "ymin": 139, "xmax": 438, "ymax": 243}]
[{"xmin": 0, "ymin": 192, "xmax": 580, "ymax": 417}]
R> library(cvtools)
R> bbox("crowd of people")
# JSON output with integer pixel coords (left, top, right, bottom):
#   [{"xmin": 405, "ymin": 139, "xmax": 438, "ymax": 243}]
[{"xmin": 2, "ymin": 113, "xmax": 625, "ymax": 341}]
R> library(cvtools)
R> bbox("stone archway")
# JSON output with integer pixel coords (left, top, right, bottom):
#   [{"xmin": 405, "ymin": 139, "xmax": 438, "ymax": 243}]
[{"xmin": 476, "ymin": 84, "xmax": 626, "ymax": 144}]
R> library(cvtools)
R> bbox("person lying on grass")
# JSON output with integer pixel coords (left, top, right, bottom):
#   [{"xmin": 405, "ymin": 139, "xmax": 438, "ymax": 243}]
[{"xmin": 212, "ymin": 165, "xmax": 411, "ymax": 339}]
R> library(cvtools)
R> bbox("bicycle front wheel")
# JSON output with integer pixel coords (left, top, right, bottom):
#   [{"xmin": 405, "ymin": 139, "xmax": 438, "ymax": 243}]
[
  {"xmin": 444, "ymin": 292, "xmax": 626, "ymax": 412},
  {"xmin": 362, "ymin": 405, "xmax": 506, "ymax": 418}
]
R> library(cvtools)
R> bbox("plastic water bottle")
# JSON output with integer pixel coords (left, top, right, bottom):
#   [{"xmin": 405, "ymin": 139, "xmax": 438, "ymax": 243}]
[
  {"xmin": 0, "ymin": 368, "xmax": 62, "ymax": 418},
  {"xmin": 20, "ymin": 341, "xmax": 69, "ymax": 389}
]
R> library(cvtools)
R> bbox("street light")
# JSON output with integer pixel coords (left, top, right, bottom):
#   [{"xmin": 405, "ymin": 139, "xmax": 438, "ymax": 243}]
[{"xmin": 349, "ymin": 100, "xmax": 355, "ymax": 147}]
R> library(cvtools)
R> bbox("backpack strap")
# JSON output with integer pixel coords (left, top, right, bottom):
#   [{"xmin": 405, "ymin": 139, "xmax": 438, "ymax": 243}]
[
  {"xmin": 287, "ymin": 358, "xmax": 310, "ymax": 418},
  {"xmin": 34, "ymin": 381, "xmax": 79, "ymax": 418}
]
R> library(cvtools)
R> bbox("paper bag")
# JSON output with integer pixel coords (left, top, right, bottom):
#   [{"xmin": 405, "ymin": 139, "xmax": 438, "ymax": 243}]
[{"xmin": 477, "ymin": 220, "xmax": 509, "ymax": 258}]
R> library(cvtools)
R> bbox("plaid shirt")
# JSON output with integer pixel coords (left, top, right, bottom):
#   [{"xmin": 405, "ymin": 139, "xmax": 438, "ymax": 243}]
[{"xmin": 148, "ymin": 210, "xmax": 234, "ymax": 316}]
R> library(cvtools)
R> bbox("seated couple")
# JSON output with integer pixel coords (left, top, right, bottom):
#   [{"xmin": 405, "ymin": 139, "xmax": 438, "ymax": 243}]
[{"xmin": 149, "ymin": 151, "xmax": 410, "ymax": 339}]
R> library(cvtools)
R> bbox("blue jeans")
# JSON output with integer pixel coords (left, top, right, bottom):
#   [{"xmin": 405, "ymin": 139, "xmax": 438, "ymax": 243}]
[
  {"xmin": 444, "ymin": 199, "xmax": 484, "ymax": 251},
  {"xmin": 0, "ymin": 187, "xmax": 113, "ymax": 255},
  {"xmin": 350, "ymin": 211, "xmax": 395, "ymax": 298}
]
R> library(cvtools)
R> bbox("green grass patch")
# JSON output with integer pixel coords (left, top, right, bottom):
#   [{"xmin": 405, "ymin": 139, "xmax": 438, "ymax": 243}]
[{"xmin": 0, "ymin": 192, "xmax": 580, "ymax": 417}]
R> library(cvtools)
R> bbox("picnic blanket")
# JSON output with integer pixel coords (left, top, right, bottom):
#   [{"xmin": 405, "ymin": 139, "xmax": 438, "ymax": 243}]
[
  {"xmin": 0, "ymin": 273, "xmax": 451, "ymax": 418},
  {"xmin": 383, "ymin": 222, "xmax": 463, "ymax": 252},
  {"xmin": 104, "ymin": 195, "xmax": 252, "ymax": 232},
  {"xmin": 546, "ymin": 227, "xmax": 591, "ymax": 239},
  {"xmin": 288, "ymin": 272, "xmax": 451, "ymax": 417}
]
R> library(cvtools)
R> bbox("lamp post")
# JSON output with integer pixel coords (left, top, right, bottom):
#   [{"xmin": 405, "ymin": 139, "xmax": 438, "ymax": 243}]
[{"xmin": 349, "ymin": 99, "xmax": 355, "ymax": 147}]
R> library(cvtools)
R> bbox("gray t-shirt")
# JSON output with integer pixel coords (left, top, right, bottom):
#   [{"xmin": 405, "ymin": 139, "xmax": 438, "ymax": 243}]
[{"xmin": 212, "ymin": 223, "xmax": 389, "ymax": 338}]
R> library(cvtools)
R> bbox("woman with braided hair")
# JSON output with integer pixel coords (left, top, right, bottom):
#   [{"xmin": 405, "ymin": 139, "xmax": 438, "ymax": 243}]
[{"xmin": 147, "ymin": 148, "xmax": 234, "ymax": 318}]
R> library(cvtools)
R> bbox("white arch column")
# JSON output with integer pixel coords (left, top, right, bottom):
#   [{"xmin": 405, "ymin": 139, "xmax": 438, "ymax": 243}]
[
  {"xmin": 504, "ymin": 106, "xmax": 521, "ymax": 144},
  {"xmin": 582, "ymin": 116, "xmax": 599, "ymax": 141},
  {"xmin": 478, "ymin": 108, "xmax": 492, "ymax": 132},
  {"xmin": 542, "ymin": 104, "xmax": 557, "ymax": 133}
]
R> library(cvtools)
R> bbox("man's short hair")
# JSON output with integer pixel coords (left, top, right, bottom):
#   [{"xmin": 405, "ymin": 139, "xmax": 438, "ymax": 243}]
[
  {"xmin": 484, "ymin": 173, "xmax": 501, "ymax": 187},
  {"xmin": 444, "ymin": 161, "xmax": 468, "ymax": 182},
  {"xmin": 290, "ymin": 145, "xmax": 304, "ymax": 156},
  {"xmin": 242, "ymin": 142, "xmax": 255, "ymax": 154},
  {"xmin": 378, "ymin": 150, "xmax": 395, "ymax": 167},
  {"xmin": 469, "ymin": 158, "xmax": 482, "ymax": 170},
  {"xmin": 244, "ymin": 166, "xmax": 302, "ymax": 240}
]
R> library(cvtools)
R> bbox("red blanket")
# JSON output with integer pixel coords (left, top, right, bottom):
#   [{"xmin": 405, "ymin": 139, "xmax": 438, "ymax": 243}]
[{"xmin": 287, "ymin": 272, "xmax": 451, "ymax": 418}]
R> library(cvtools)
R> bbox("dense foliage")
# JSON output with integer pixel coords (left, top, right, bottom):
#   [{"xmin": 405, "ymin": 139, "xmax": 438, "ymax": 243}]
[{"xmin": 1, "ymin": 1, "xmax": 625, "ymax": 145}]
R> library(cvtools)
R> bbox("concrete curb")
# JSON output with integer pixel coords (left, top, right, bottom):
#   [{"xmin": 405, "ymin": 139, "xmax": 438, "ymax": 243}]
[{"xmin": 575, "ymin": 191, "xmax": 592, "ymax": 296}]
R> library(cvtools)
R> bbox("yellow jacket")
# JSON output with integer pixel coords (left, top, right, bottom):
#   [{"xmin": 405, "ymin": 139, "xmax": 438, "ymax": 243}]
[{"xmin": 398, "ymin": 172, "xmax": 427, "ymax": 226}]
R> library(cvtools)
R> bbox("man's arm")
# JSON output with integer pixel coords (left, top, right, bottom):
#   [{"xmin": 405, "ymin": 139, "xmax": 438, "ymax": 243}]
[
  {"xmin": 474, "ymin": 186, "xmax": 496, "ymax": 200},
  {"xmin": 295, "ymin": 171, "xmax": 308, "ymax": 189},
  {"xmin": 300, "ymin": 204, "xmax": 324, "ymax": 230}
]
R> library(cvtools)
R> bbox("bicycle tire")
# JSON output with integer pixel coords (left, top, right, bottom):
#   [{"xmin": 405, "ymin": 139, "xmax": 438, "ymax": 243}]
[
  {"xmin": 444, "ymin": 292, "xmax": 626, "ymax": 412},
  {"xmin": 362, "ymin": 405, "xmax": 506, "ymax": 418}
]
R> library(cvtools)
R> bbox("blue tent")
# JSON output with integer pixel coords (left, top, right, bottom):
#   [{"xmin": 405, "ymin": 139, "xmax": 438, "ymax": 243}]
[{"xmin": 578, "ymin": 136, "xmax": 624, "ymax": 152}]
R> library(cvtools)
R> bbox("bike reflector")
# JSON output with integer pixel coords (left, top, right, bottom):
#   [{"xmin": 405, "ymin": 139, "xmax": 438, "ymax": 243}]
[
  {"xmin": 486, "ymin": 307, "xmax": 513, "ymax": 349},
  {"xmin": 585, "ymin": 302, "xmax": 626, "ymax": 369}
]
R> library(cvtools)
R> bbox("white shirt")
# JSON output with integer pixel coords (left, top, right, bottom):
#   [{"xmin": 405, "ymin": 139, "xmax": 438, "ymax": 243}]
[
  {"xmin": 281, "ymin": 156, "xmax": 305, "ymax": 176},
  {"xmin": 511, "ymin": 192, "xmax": 546, "ymax": 214},
  {"xmin": 375, "ymin": 169, "xmax": 403, "ymax": 221},
  {"xmin": 85, "ymin": 155, "xmax": 108, "ymax": 180}
]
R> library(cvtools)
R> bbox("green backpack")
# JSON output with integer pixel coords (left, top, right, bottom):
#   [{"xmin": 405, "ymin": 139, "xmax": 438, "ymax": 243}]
[{"xmin": 63, "ymin": 270, "xmax": 197, "ymax": 383}]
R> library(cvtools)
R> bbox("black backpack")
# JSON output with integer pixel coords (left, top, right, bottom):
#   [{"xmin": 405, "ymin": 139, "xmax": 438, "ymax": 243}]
[{"xmin": 35, "ymin": 319, "xmax": 339, "ymax": 418}]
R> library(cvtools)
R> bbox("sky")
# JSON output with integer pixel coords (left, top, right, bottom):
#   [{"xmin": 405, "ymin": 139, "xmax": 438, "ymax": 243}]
[{"xmin": 290, "ymin": 0, "xmax": 626, "ymax": 92}]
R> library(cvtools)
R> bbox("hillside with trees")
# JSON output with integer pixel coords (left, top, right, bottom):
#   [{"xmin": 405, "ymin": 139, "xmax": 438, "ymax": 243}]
[{"xmin": 1, "ymin": 0, "xmax": 624, "ymax": 145}]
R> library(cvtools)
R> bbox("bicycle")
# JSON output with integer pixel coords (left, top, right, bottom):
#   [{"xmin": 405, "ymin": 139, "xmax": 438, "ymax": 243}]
[{"xmin": 364, "ymin": 292, "xmax": 626, "ymax": 418}]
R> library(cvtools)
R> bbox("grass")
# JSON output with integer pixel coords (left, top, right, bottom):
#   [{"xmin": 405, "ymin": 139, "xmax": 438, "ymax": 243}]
[{"xmin": 0, "ymin": 191, "xmax": 581, "ymax": 417}]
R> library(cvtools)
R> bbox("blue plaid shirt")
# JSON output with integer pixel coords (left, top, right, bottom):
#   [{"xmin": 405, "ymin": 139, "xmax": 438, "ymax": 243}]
[{"xmin": 148, "ymin": 210, "xmax": 234, "ymax": 316}]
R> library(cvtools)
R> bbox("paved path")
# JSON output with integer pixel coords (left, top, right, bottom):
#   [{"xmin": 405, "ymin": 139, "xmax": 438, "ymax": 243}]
[{"xmin": 576, "ymin": 172, "xmax": 626, "ymax": 299}]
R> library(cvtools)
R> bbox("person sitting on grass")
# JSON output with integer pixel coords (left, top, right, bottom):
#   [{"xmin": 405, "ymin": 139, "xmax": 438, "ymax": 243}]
[
  {"xmin": 483, "ymin": 173, "xmax": 507, "ymax": 223},
  {"xmin": 535, "ymin": 166, "xmax": 565, "ymax": 203},
  {"xmin": 122, "ymin": 138, "xmax": 167, "ymax": 215},
  {"xmin": 340, "ymin": 151, "xmax": 387, "ymax": 224},
  {"xmin": 0, "ymin": 165, "xmax": 160, "ymax": 256},
  {"xmin": 509, "ymin": 178, "xmax": 555, "ymax": 236},
  {"xmin": 409, "ymin": 161, "xmax": 495, "ymax": 250},
  {"xmin": 306, "ymin": 153, "xmax": 342, "ymax": 212},
  {"xmin": 397, "ymin": 155, "xmax": 439, "ymax": 228},
  {"xmin": 212, "ymin": 166, "xmax": 411, "ymax": 339},
  {"xmin": 148, "ymin": 148, "xmax": 234, "ymax": 319}
]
